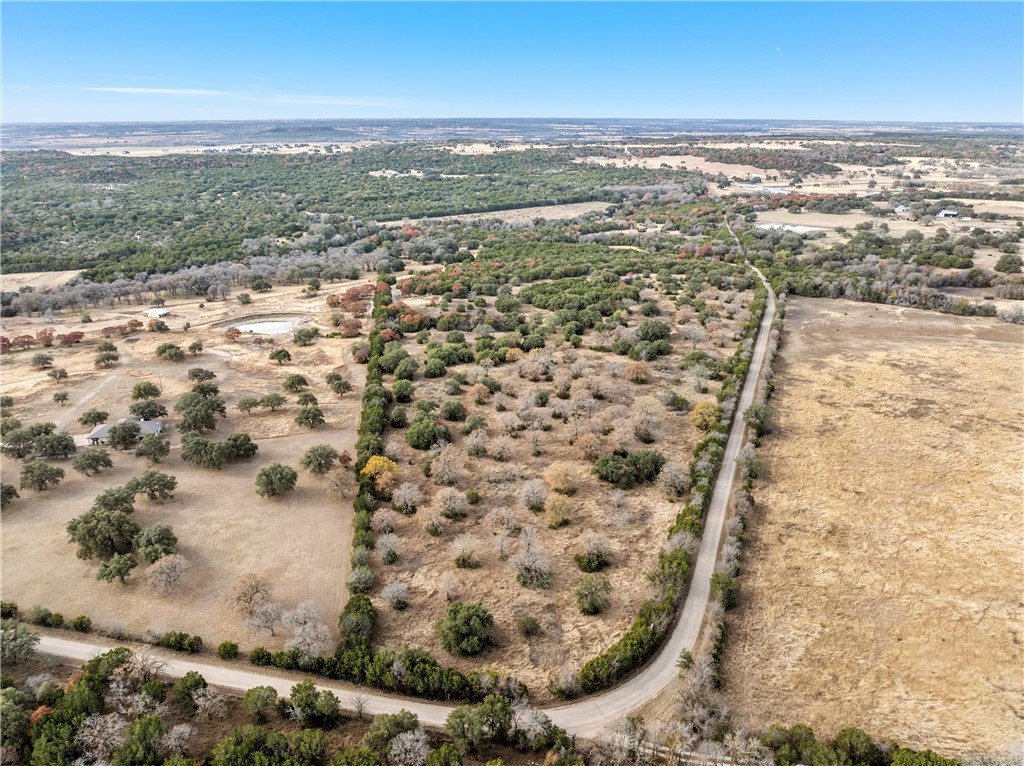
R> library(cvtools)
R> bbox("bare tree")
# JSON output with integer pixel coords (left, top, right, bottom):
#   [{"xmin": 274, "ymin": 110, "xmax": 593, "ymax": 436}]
[
  {"xmin": 632, "ymin": 413, "xmax": 660, "ymax": 443},
  {"xmin": 528, "ymin": 431, "xmax": 543, "ymax": 457},
  {"xmin": 145, "ymin": 554, "xmax": 191, "ymax": 595},
  {"xmin": 609, "ymin": 489, "xmax": 626, "ymax": 511},
  {"xmin": 430, "ymin": 443, "xmax": 464, "ymax": 487},
  {"xmin": 440, "ymin": 571, "xmax": 460, "ymax": 602},
  {"xmin": 247, "ymin": 601, "xmax": 283, "ymax": 636},
  {"xmin": 493, "ymin": 530, "xmax": 514, "ymax": 561},
  {"xmin": 552, "ymin": 667, "xmax": 581, "ymax": 698},
  {"xmin": 389, "ymin": 728, "xmax": 429, "ymax": 766},
  {"xmin": 462, "ymin": 429, "xmax": 486, "ymax": 457},
  {"xmin": 511, "ymin": 527, "xmax": 552, "ymax": 589},
  {"xmin": 371, "ymin": 509, "xmax": 400, "ymax": 534},
  {"xmin": 717, "ymin": 536, "xmax": 741, "ymax": 576},
  {"xmin": 519, "ymin": 479, "xmax": 548, "ymax": 512},
  {"xmin": 24, "ymin": 673, "xmax": 56, "ymax": 700},
  {"xmin": 689, "ymin": 363, "xmax": 711, "ymax": 391},
  {"xmin": 574, "ymin": 432, "xmax": 604, "ymax": 461},
  {"xmin": 192, "ymin": 687, "xmax": 226, "ymax": 721},
  {"xmin": 666, "ymin": 530, "xmax": 699, "ymax": 558},
  {"xmin": 511, "ymin": 698, "xmax": 556, "ymax": 749},
  {"xmin": 421, "ymin": 511, "xmax": 448, "ymax": 537},
  {"xmin": 585, "ymin": 377, "xmax": 609, "ymax": 399},
  {"xmin": 75, "ymin": 713, "xmax": 128, "ymax": 764},
  {"xmin": 381, "ymin": 581, "xmax": 410, "ymax": 611},
  {"xmin": 676, "ymin": 654, "xmax": 726, "ymax": 742},
  {"xmin": 660, "ymin": 461, "xmax": 691, "ymax": 499},
  {"xmin": 283, "ymin": 601, "xmax": 330, "ymax": 660},
  {"xmin": 350, "ymin": 687, "xmax": 369, "ymax": 720},
  {"xmin": 228, "ymin": 573, "xmax": 271, "ymax": 616},
  {"xmin": 435, "ymin": 487, "xmax": 468, "ymax": 520},
  {"xmin": 451, "ymin": 533, "xmax": 480, "ymax": 568},
  {"xmin": 684, "ymin": 324, "xmax": 709, "ymax": 349},
  {"xmin": 377, "ymin": 532, "xmax": 401, "ymax": 565},
  {"xmin": 576, "ymin": 533, "xmax": 612, "ymax": 569},
  {"xmin": 553, "ymin": 369, "xmax": 572, "ymax": 397},
  {"xmin": 127, "ymin": 651, "xmax": 167, "ymax": 685},
  {"xmin": 499, "ymin": 412, "xmax": 520, "ymax": 436},
  {"xmin": 162, "ymin": 723, "xmax": 197, "ymax": 756},
  {"xmin": 392, "ymin": 482, "xmax": 421, "ymax": 514},
  {"xmin": 490, "ymin": 435, "xmax": 514, "ymax": 462}
]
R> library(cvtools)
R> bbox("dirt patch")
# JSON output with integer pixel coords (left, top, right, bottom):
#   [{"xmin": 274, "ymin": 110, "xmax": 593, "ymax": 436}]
[
  {"xmin": 396, "ymin": 200, "xmax": 615, "ymax": 225},
  {"xmin": 723, "ymin": 298, "xmax": 1024, "ymax": 754},
  {"xmin": 0, "ymin": 269, "xmax": 86, "ymax": 291},
  {"xmin": 754, "ymin": 208, "xmax": 1017, "ymax": 238},
  {"xmin": 576, "ymin": 154, "xmax": 768, "ymax": 179},
  {"xmin": 441, "ymin": 142, "xmax": 552, "ymax": 156}
]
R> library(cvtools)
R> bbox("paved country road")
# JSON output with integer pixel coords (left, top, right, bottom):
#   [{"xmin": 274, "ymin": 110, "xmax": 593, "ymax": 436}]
[{"xmin": 37, "ymin": 250, "xmax": 778, "ymax": 739}]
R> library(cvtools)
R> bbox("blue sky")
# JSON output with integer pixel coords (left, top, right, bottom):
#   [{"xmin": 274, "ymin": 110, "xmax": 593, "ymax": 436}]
[{"xmin": 3, "ymin": 2, "xmax": 1022, "ymax": 124}]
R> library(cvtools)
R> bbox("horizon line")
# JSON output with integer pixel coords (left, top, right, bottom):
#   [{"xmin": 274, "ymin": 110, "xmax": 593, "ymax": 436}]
[{"xmin": 5, "ymin": 116, "xmax": 1022, "ymax": 127}]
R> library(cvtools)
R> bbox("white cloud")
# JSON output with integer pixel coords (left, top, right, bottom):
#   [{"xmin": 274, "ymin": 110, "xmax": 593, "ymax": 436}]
[
  {"xmin": 84, "ymin": 87, "xmax": 233, "ymax": 96},
  {"xmin": 79, "ymin": 87, "xmax": 407, "ymax": 108},
  {"xmin": 252, "ymin": 94, "xmax": 405, "ymax": 107}
]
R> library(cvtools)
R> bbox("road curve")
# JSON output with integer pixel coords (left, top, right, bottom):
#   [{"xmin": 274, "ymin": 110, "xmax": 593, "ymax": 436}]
[
  {"xmin": 36, "ymin": 256, "xmax": 778, "ymax": 737},
  {"xmin": 546, "ymin": 256, "xmax": 776, "ymax": 735}
]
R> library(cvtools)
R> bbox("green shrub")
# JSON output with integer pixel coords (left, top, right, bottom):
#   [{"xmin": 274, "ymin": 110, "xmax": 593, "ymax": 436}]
[
  {"xmin": 438, "ymin": 602, "xmax": 493, "ymax": 657},
  {"xmin": 440, "ymin": 400, "xmax": 467, "ymax": 421},
  {"xmin": 518, "ymin": 615, "xmax": 541, "ymax": 636},
  {"xmin": 711, "ymin": 572, "xmax": 740, "ymax": 609},
  {"xmin": 159, "ymin": 631, "xmax": 204, "ymax": 654},
  {"xmin": 593, "ymin": 449, "xmax": 666, "ymax": 489},
  {"xmin": 217, "ymin": 640, "xmax": 240, "ymax": 660},
  {"xmin": 405, "ymin": 418, "xmax": 451, "ymax": 450},
  {"xmin": 576, "ymin": 574, "xmax": 612, "ymax": 615},
  {"xmin": 244, "ymin": 685, "xmax": 278, "ymax": 723},
  {"xmin": 392, "ymin": 379, "xmax": 415, "ymax": 402}
]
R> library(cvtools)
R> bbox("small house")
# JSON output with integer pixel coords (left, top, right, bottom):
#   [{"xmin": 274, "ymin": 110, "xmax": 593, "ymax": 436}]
[
  {"xmin": 145, "ymin": 308, "xmax": 170, "ymax": 318},
  {"xmin": 936, "ymin": 209, "xmax": 959, "ymax": 218},
  {"xmin": 894, "ymin": 205, "xmax": 908, "ymax": 214},
  {"xmin": 88, "ymin": 417, "xmax": 164, "ymax": 445}
]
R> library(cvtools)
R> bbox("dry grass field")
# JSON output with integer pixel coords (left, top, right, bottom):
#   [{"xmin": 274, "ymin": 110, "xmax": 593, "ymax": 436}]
[
  {"xmin": 0, "ymin": 270, "xmax": 87, "ymax": 292},
  {"xmin": 364, "ymin": 279, "xmax": 756, "ymax": 698},
  {"xmin": 723, "ymin": 298, "xmax": 1024, "ymax": 754},
  {"xmin": 403, "ymin": 200, "xmax": 615, "ymax": 225},
  {"xmin": 0, "ymin": 281, "xmax": 371, "ymax": 650},
  {"xmin": 754, "ymin": 208, "xmax": 1022, "ymax": 238}
]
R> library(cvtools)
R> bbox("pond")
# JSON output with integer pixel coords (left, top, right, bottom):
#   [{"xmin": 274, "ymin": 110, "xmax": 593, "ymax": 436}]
[
  {"xmin": 756, "ymin": 223, "xmax": 829, "ymax": 233},
  {"xmin": 234, "ymin": 320, "xmax": 293, "ymax": 334}
]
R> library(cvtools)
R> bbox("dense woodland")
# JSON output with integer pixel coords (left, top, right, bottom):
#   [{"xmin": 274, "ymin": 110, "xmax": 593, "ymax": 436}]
[{"xmin": 1, "ymin": 146, "xmax": 704, "ymax": 278}]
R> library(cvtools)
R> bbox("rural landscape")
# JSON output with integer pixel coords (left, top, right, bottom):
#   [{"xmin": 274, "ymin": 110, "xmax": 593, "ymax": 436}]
[{"xmin": 1, "ymin": 1, "xmax": 1022, "ymax": 765}]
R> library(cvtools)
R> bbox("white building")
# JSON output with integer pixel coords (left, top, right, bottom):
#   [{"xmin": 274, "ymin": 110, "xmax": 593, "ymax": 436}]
[
  {"xmin": 145, "ymin": 308, "xmax": 170, "ymax": 318},
  {"xmin": 87, "ymin": 417, "xmax": 164, "ymax": 445}
]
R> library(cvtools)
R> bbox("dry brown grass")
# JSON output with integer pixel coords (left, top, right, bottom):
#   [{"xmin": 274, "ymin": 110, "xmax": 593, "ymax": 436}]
[
  {"xmin": 402, "ymin": 200, "xmax": 614, "ymax": 225},
  {"xmin": 723, "ymin": 298, "xmax": 1024, "ymax": 754},
  {"xmin": 366, "ymin": 284, "xmax": 754, "ymax": 699},
  {"xmin": 0, "ymin": 284, "xmax": 372, "ymax": 651},
  {"xmin": 0, "ymin": 269, "xmax": 86, "ymax": 291}
]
